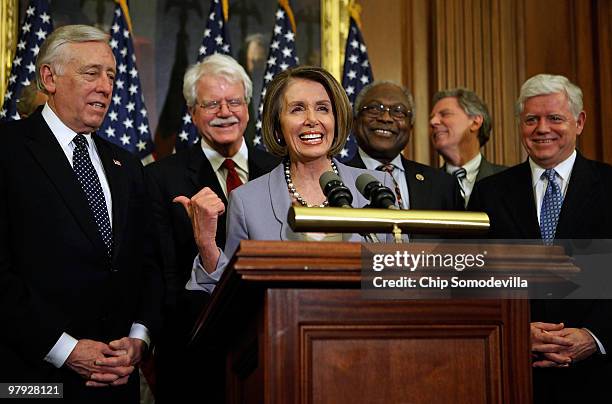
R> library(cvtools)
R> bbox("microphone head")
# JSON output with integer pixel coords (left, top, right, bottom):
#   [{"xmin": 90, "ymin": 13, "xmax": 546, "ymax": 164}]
[
  {"xmin": 319, "ymin": 171, "xmax": 343, "ymax": 194},
  {"xmin": 319, "ymin": 171, "xmax": 353, "ymax": 208},
  {"xmin": 355, "ymin": 173, "xmax": 380, "ymax": 198},
  {"xmin": 355, "ymin": 172, "xmax": 396, "ymax": 208}
]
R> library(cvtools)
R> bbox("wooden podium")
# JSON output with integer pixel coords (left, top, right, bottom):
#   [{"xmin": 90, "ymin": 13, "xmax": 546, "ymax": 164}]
[{"xmin": 191, "ymin": 240, "xmax": 576, "ymax": 404}]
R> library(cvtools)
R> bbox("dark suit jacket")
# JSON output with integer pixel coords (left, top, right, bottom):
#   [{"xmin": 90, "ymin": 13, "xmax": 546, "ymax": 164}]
[
  {"xmin": 0, "ymin": 110, "xmax": 162, "ymax": 402},
  {"xmin": 346, "ymin": 153, "xmax": 464, "ymax": 211},
  {"xmin": 469, "ymin": 153, "xmax": 612, "ymax": 403},
  {"xmin": 474, "ymin": 155, "xmax": 507, "ymax": 182}
]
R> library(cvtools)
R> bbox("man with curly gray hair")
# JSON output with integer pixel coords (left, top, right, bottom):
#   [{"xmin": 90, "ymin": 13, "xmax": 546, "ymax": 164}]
[{"xmin": 146, "ymin": 53, "xmax": 277, "ymax": 402}]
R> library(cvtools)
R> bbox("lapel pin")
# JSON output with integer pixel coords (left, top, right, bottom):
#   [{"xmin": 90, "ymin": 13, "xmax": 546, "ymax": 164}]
[
  {"xmin": 416, "ymin": 174, "xmax": 424, "ymax": 181},
  {"xmin": 113, "ymin": 159, "xmax": 122, "ymax": 166}
]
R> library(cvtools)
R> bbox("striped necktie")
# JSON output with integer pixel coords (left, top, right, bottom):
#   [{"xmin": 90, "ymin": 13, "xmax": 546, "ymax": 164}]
[
  {"xmin": 453, "ymin": 167, "xmax": 467, "ymax": 200},
  {"xmin": 377, "ymin": 163, "xmax": 403, "ymax": 208}
]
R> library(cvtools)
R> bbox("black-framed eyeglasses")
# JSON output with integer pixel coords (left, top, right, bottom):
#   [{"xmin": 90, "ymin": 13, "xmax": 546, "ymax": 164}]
[
  {"xmin": 197, "ymin": 98, "xmax": 246, "ymax": 114},
  {"xmin": 360, "ymin": 103, "xmax": 411, "ymax": 121}
]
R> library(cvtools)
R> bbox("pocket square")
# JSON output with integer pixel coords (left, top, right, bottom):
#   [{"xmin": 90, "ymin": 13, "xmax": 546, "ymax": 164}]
[{"xmin": 113, "ymin": 159, "xmax": 122, "ymax": 166}]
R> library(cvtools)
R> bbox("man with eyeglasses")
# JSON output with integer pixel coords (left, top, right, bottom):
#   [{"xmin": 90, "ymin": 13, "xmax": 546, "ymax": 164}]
[
  {"xmin": 145, "ymin": 54, "xmax": 277, "ymax": 402},
  {"xmin": 430, "ymin": 88, "xmax": 506, "ymax": 207},
  {"xmin": 469, "ymin": 74, "xmax": 612, "ymax": 403},
  {"xmin": 347, "ymin": 81, "xmax": 463, "ymax": 213}
]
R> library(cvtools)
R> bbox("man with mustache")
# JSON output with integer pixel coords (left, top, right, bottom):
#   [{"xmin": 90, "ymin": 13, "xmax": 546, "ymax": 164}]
[
  {"xmin": 347, "ymin": 81, "xmax": 463, "ymax": 212},
  {"xmin": 146, "ymin": 54, "xmax": 277, "ymax": 402},
  {"xmin": 430, "ymin": 88, "xmax": 506, "ymax": 207}
]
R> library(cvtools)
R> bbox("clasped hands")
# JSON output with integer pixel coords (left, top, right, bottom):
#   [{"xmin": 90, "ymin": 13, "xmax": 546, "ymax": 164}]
[
  {"xmin": 66, "ymin": 337, "xmax": 145, "ymax": 387},
  {"xmin": 531, "ymin": 322, "xmax": 597, "ymax": 368}
]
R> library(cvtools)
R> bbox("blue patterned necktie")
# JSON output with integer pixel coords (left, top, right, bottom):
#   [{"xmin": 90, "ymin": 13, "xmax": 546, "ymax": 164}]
[
  {"xmin": 539, "ymin": 168, "xmax": 563, "ymax": 245},
  {"xmin": 73, "ymin": 134, "xmax": 113, "ymax": 258}
]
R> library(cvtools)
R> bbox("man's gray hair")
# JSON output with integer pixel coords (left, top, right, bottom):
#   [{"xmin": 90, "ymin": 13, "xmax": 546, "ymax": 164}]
[
  {"xmin": 36, "ymin": 25, "xmax": 110, "ymax": 93},
  {"xmin": 183, "ymin": 54, "xmax": 253, "ymax": 107},
  {"xmin": 354, "ymin": 80, "xmax": 415, "ymax": 125},
  {"xmin": 516, "ymin": 74, "xmax": 583, "ymax": 119},
  {"xmin": 432, "ymin": 88, "xmax": 492, "ymax": 147}
]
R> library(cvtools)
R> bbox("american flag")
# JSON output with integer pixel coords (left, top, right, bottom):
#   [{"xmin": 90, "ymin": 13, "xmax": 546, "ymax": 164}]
[
  {"xmin": 338, "ymin": 14, "xmax": 373, "ymax": 162},
  {"xmin": 175, "ymin": 0, "xmax": 232, "ymax": 150},
  {"xmin": 0, "ymin": 0, "xmax": 53, "ymax": 122},
  {"xmin": 98, "ymin": 2, "xmax": 153, "ymax": 158},
  {"xmin": 253, "ymin": 0, "xmax": 299, "ymax": 149}
]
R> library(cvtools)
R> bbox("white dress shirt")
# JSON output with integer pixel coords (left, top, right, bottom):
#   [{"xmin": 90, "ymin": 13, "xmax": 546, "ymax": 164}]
[
  {"xmin": 201, "ymin": 138, "xmax": 249, "ymax": 198},
  {"xmin": 528, "ymin": 150, "xmax": 576, "ymax": 225},
  {"xmin": 445, "ymin": 153, "xmax": 482, "ymax": 207},
  {"xmin": 41, "ymin": 103, "xmax": 149, "ymax": 368}
]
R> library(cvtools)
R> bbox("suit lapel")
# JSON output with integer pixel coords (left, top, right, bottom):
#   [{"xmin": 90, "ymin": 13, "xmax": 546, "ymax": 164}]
[
  {"xmin": 506, "ymin": 162, "xmax": 541, "ymax": 238},
  {"xmin": 556, "ymin": 153, "xmax": 596, "ymax": 238},
  {"xmin": 186, "ymin": 144, "xmax": 228, "ymax": 205},
  {"xmin": 345, "ymin": 154, "xmax": 366, "ymax": 169},
  {"xmin": 248, "ymin": 147, "xmax": 275, "ymax": 179},
  {"xmin": 94, "ymin": 135, "xmax": 128, "ymax": 261},
  {"xmin": 268, "ymin": 164, "xmax": 292, "ymax": 240},
  {"xmin": 401, "ymin": 157, "xmax": 432, "ymax": 209},
  {"xmin": 475, "ymin": 158, "xmax": 492, "ymax": 182},
  {"xmin": 24, "ymin": 113, "xmax": 108, "ymax": 258}
]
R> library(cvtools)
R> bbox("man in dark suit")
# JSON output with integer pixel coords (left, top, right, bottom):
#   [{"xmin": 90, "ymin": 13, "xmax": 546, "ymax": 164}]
[
  {"xmin": 346, "ymin": 81, "xmax": 463, "ymax": 211},
  {"xmin": 0, "ymin": 25, "xmax": 162, "ymax": 403},
  {"xmin": 146, "ymin": 54, "xmax": 277, "ymax": 402},
  {"xmin": 469, "ymin": 74, "xmax": 612, "ymax": 403},
  {"xmin": 430, "ymin": 88, "xmax": 506, "ymax": 206}
]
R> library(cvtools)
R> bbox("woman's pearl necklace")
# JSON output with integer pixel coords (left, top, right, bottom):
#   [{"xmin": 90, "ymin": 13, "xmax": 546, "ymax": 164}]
[{"xmin": 284, "ymin": 158, "xmax": 339, "ymax": 207}]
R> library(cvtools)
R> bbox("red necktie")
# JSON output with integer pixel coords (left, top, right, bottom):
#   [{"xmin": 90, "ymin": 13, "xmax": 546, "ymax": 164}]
[{"xmin": 222, "ymin": 159, "xmax": 243, "ymax": 194}]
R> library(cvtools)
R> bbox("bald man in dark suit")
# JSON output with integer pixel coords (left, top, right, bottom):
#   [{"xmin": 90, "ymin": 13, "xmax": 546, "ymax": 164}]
[{"xmin": 346, "ymin": 81, "xmax": 463, "ymax": 213}]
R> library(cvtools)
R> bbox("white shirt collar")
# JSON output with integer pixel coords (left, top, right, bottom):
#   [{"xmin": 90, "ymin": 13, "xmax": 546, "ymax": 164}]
[
  {"xmin": 529, "ymin": 150, "xmax": 577, "ymax": 188},
  {"xmin": 445, "ymin": 153, "xmax": 482, "ymax": 183},
  {"xmin": 200, "ymin": 138, "xmax": 249, "ymax": 173},
  {"xmin": 42, "ymin": 103, "xmax": 94, "ymax": 148},
  {"xmin": 358, "ymin": 148, "xmax": 405, "ymax": 173}
]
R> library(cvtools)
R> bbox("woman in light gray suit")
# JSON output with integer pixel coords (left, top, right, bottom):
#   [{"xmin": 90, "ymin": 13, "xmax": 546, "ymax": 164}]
[{"xmin": 177, "ymin": 66, "xmax": 391, "ymax": 293}]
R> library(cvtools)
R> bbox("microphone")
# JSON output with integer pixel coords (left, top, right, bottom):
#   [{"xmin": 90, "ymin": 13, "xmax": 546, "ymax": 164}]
[
  {"xmin": 319, "ymin": 171, "xmax": 353, "ymax": 208},
  {"xmin": 355, "ymin": 173, "xmax": 398, "ymax": 209}
]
